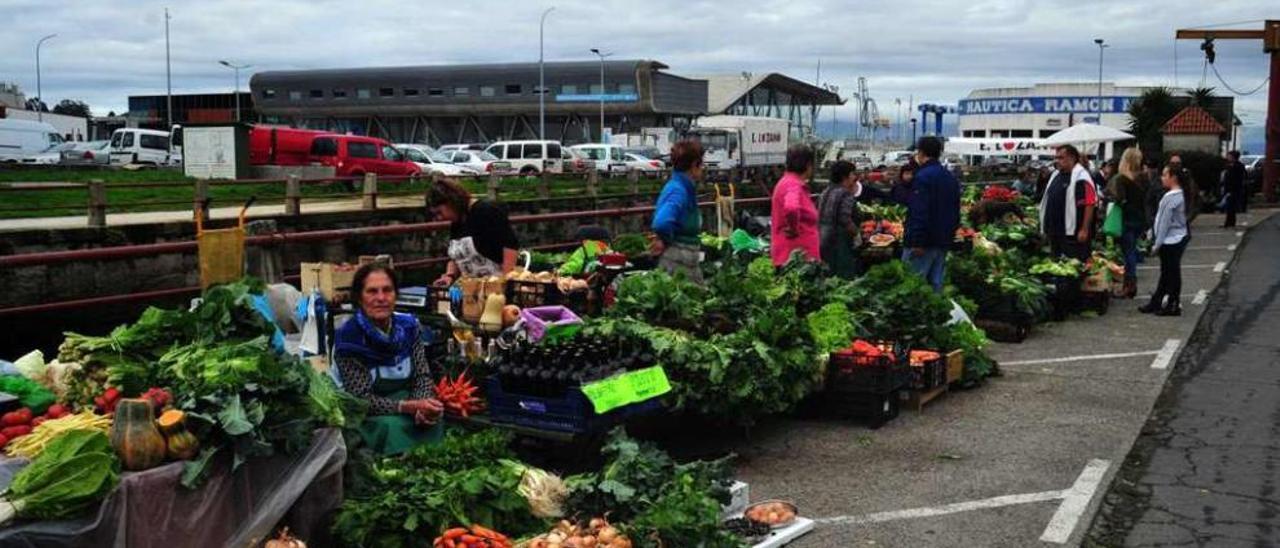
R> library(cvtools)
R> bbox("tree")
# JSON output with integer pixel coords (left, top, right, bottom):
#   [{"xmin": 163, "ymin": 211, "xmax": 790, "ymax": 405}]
[
  {"xmin": 1127, "ymin": 87, "xmax": 1177, "ymax": 160},
  {"xmin": 24, "ymin": 98, "xmax": 48, "ymax": 112},
  {"xmin": 52, "ymin": 99, "xmax": 91, "ymax": 118},
  {"xmin": 1188, "ymin": 87, "xmax": 1216, "ymax": 109}
]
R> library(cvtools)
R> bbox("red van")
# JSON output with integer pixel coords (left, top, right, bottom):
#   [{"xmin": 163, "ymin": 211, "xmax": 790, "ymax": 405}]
[
  {"xmin": 308, "ymin": 135, "xmax": 421, "ymax": 178},
  {"xmin": 248, "ymin": 126, "xmax": 328, "ymax": 166}
]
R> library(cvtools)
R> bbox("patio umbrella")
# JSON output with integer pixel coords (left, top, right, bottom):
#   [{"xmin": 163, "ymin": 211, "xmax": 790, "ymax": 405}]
[{"xmin": 1041, "ymin": 123, "xmax": 1134, "ymax": 147}]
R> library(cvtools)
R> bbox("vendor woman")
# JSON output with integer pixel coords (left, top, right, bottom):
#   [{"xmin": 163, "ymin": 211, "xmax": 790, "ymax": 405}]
[
  {"xmin": 335, "ymin": 262, "xmax": 444, "ymax": 455},
  {"xmin": 430, "ymin": 178, "xmax": 520, "ymax": 285},
  {"xmin": 650, "ymin": 139, "xmax": 706, "ymax": 283}
]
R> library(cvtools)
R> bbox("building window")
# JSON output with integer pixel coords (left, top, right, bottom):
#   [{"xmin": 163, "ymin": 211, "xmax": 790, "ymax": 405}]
[
  {"xmin": 1010, "ymin": 129, "xmax": 1034, "ymax": 138},
  {"xmin": 428, "ymin": 88, "xmax": 444, "ymax": 97},
  {"xmin": 589, "ymin": 84, "xmax": 605, "ymax": 95},
  {"xmin": 309, "ymin": 89, "xmax": 324, "ymax": 99},
  {"xmin": 618, "ymin": 84, "xmax": 635, "ymax": 94},
  {"xmin": 379, "ymin": 88, "xmax": 395, "ymax": 97},
  {"xmin": 505, "ymin": 84, "xmax": 522, "ymax": 95},
  {"xmin": 288, "ymin": 91, "xmax": 302, "ymax": 101},
  {"xmin": 332, "ymin": 89, "xmax": 348, "ymax": 99},
  {"xmin": 561, "ymin": 84, "xmax": 578, "ymax": 95},
  {"xmin": 454, "ymin": 87, "xmax": 470, "ymax": 96},
  {"xmin": 357, "ymin": 89, "xmax": 371, "ymax": 99},
  {"xmin": 1039, "ymin": 129, "xmax": 1059, "ymax": 139},
  {"xmin": 404, "ymin": 88, "xmax": 420, "ymax": 96},
  {"xmin": 480, "ymin": 86, "xmax": 496, "ymax": 97},
  {"xmin": 262, "ymin": 89, "xmax": 277, "ymax": 99}
]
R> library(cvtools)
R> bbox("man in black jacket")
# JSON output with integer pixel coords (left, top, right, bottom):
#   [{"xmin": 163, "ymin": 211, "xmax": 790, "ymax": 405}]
[{"xmin": 1222, "ymin": 150, "xmax": 1246, "ymax": 228}]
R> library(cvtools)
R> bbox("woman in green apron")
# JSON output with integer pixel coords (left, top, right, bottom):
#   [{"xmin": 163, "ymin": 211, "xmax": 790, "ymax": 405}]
[{"xmin": 334, "ymin": 263, "xmax": 444, "ymax": 455}]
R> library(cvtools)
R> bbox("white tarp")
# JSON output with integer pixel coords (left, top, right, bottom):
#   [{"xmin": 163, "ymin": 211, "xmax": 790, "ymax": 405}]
[
  {"xmin": 946, "ymin": 137, "xmax": 1054, "ymax": 157},
  {"xmin": 1040, "ymin": 123, "xmax": 1134, "ymax": 146}
]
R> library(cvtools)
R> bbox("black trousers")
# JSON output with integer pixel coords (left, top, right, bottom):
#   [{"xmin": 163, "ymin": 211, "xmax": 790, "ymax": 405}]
[
  {"xmin": 1149, "ymin": 237, "xmax": 1188, "ymax": 308},
  {"xmin": 1224, "ymin": 192, "xmax": 1239, "ymax": 227}
]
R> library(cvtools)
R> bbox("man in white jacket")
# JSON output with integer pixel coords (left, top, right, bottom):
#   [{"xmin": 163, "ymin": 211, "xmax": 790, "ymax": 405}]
[{"xmin": 1038, "ymin": 145, "xmax": 1098, "ymax": 261}]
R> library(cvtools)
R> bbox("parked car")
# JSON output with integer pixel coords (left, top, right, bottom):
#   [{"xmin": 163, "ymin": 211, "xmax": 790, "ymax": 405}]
[
  {"xmin": 396, "ymin": 144, "xmax": 479, "ymax": 177},
  {"xmin": 309, "ymin": 135, "xmax": 421, "ymax": 179},
  {"xmin": 249, "ymin": 126, "xmax": 329, "ymax": 166},
  {"xmin": 623, "ymin": 153, "xmax": 664, "ymax": 177},
  {"xmin": 0, "ymin": 119, "xmax": 64, "ymax": 163},
  {"xmin": 108, "ymin": 128, "xmax": 174, "ymax": 166},
  {"xmin": 1242, "ymin": 154, "xmax": 1265, "ymax": 193},
  {"xmin": 562, "ymin": 147, "xmax": 596, "ymax": 174},
  {"xmin": 20, "ymin": 142, "xmax": 75, "ymax": 165},
  {"xmin": 624, "ymin": 146, "xmax": 668, "ymax": 167},
  {"xmin": 569, "ymin": 144, "xmax": 630, "ymax": 174},
  {"xmin": 484, "ymin": 140, "xmax": 563, "ymax": 175},
  {"xmin": 445, "ymin": 150, "xmax": 513, "ymax": 175},
  {"xmin": 437, "ymin": 143, "xmax": 486, "ymax": 153},
  {"xmin": 59, "ymin": 140, "xmax": 112, "ymax": 166}
]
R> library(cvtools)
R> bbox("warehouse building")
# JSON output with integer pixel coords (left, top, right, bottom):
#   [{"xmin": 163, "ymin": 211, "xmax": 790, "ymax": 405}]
[
  {"xmin": 125, "ymin": 92, "xmax": 255, "ymax": 129},
  {"xmin": 247, "ymin": 60, "xmax": 840, "ymax": 146}
]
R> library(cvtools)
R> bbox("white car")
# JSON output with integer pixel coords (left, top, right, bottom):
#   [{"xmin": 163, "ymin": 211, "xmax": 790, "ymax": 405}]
[
  {"xmin": 438, "ymin": 143, "xmax": 486, "ymax": 154},
  {"xmin": 623, "ymin": 153, "xmax": 663, "ymax": 177},
  {"xmin": 21, "ymin": 142, "xmax": 72, "ymax": 165},
  {"xmin": 445, "ymin": 150, "xmax": 513, "ymax": 175},
  {"xmin": 396, "ymin": 144, "xmax": 480, "ymax": 177},
  {"xmin": 568, "ymin": 144, "xmax": 630, "ymax": 174},
  {"xmin": 484, "ymin": 140, "xmax": 564, "ymax": 175},
  {"xmin": 60, "ymin": 140, "xmax": 112, "ymax": 166}
]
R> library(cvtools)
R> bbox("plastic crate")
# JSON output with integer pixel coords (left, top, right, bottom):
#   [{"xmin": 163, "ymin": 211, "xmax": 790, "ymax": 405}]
[
  {"xmin": 974, "ymin": 318, "xmax": 1031, "ymax": 343},
  {"xmin": 909, "ymin": 353, "xmax": 948, "ymax": 391},
  {"xmin": 821, "ymin": 389, "xmax": 902, "ymax": 429},
  {"xmin": 828, "ymin": 342, "xmax": 911, "ymax": 394},
  {"xmin": 506, "ymin": 280, "xmax": 591, "ymax": 313},
  {"xmin": 1040, "ymin": 274, "xmax": 1082, "ymax": 320},
  {"xmin": 1080, "ymin": 290, "xmax": 1111, "ymax": 315},
  {"xmin": 484, "ymin": 376, "xmax": 664, "ymax": 434}
]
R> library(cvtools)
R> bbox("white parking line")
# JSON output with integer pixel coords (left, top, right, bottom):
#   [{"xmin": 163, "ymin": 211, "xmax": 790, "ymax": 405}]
[
  {"xmin": 1001, "ymin": 350, "xmax": 1160, "ymax": 366},
  {"xmin": 1214, "ymin": 262, "xmax": 1227, "ymax": 273},
  {"xmin": 1192, "ymin": 290, "xmax": 1209, "ymax": 305},
  {"xmin": 1149, "ymin": 339, "xmax": 1181, "ymax": 370},
  {"xmin": 814, "ymin": 459, "xmax": 1113, "ymax": 546},
  {"xmin": 1229, "ymin": 244, "xmax": 1238, "ymax": 251},
  {"xmin": 1237, "ymin": 231, "xmax": 1245, "ymax": 237},
  {"xmin": 1040, "ymin": 459, "xmax": 1111, "ymax": 543}
]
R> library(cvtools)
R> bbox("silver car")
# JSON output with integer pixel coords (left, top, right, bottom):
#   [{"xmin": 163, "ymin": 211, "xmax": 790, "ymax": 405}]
[{"xmin": 59, "ymin": 140, "xmax": 112, "ymax": 166}]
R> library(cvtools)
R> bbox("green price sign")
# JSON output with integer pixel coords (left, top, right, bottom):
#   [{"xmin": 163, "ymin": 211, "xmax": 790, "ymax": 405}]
[{"xmin": 581, "ymin": 366, "xmax": 671, "ymax": 414}]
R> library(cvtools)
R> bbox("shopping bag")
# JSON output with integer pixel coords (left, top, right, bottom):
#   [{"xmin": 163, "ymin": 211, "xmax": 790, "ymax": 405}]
[{"xmin": 1102, "ymin": 203, "xmax": 1123, "ymax": 238}]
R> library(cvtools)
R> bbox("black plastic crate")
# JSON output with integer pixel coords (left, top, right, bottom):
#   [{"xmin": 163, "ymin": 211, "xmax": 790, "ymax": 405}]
[
  {"xmin": 974, "ymin": 318, "xmax": 1031, "ymax": 343},
  {"xmin": 821, "ymin": 389, "xmax": 902, "ymax": 429},
  {"xmin": 909, "ymin": 353, "xmax": 948, "ymax": 391},
  {"xmin": 506, "ymin": 280, "xmax": 591, "ymax": 314},
  {"xmin": 484, "ymin": 376, "xmax": 663, "ymax": 434},
  {"xmin": 1039, "ymin": 274, "xmax": 1083, "ymax": 321},
  {"xmin": 1080, "ymin": 290, "xmax": 1111, "ymax": 316},
  {"xmin": 828, "ymin": 343, "xmax": 911, "ymax": 394}
]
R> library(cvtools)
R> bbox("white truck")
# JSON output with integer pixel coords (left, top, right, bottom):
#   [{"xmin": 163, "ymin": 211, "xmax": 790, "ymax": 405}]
[
  {"xmin": 685, "ymin": 115, "xmax": 789, "ymax": 170},
  {"xmin": 0, "ymin": 119, "xmax": 65, "ymax": 163}
]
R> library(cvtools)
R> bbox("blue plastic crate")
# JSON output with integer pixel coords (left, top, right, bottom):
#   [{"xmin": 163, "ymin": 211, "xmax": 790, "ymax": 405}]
[{"xmin": 485, "ymin": 376, "xmax": 663, "ymax": 434}]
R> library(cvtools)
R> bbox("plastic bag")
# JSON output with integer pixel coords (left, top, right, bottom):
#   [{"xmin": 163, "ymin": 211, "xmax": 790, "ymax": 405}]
[
  {"xmin": 1102, "ymin": 203, "xmax": 1123, "ymax": 238},
  {"xmin": 0, "ymin": 375, "xmax": 57, "ymax": 415},
  {"xmin": 729, "ymin": 229, "xmax": 766, "ymax": 253}
]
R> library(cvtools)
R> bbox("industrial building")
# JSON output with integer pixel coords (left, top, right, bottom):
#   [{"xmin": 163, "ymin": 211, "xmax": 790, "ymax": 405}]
[
  {"xmin": 125, "ymin": 92, "xmax": 255, "ymax": 129},
  {"xmin": 247, "ymin": 60, "xmax": 841, "ymax": 146}
]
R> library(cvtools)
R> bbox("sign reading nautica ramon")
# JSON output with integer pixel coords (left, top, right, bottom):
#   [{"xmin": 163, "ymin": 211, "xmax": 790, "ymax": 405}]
[{"xmin": 958, "ymin": 96, "xmax": 1136, "ymax": 115}]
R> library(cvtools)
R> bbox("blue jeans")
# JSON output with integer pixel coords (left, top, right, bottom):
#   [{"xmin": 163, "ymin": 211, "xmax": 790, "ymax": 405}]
[
  {"xmin": 902, "ymin": 247, "xmax": 947, "ymax": 293},
  {"xmin": 1120, "ymin": 225, "xmax": 1142, "ymax": 282}
]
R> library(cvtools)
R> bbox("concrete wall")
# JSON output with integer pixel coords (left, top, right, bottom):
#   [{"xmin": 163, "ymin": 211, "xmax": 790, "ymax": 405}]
[{"xmin": 1163, "ymin": 134, "xmax": 1220, "ymax": 155}]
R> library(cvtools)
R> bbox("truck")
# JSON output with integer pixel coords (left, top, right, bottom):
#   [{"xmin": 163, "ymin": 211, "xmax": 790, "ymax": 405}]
[
  {"xmin": 0, "ymin": 119, "xmax": 64, "ymax": 163},
  {"xmin": 248, "ymin": 125, "xmax": 330, "ymax": 166},
  {"xmin": 684, "ymin": 115, "xmax": 790, "ymax": 171}
]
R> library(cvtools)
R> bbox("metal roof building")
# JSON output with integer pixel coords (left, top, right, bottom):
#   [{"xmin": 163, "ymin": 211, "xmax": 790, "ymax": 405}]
[
  {"xmin": 251, "ymin": 60, "xmax": 705, "ymax": 145},
  {"xmin": 249, "ymin": 60, "xmax": 842, "ymax": 146}
]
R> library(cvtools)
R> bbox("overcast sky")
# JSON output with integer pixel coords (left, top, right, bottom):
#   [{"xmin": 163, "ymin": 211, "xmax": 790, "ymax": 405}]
[{"xmin": 4, "ymin": 0, "xmax": 1274, "ymax": 130}]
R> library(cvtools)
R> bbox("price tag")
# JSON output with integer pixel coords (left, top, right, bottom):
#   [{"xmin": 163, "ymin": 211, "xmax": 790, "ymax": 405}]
[{"xmin": 581, "ymin": 366, "xmax": 671, "ymax": 414}]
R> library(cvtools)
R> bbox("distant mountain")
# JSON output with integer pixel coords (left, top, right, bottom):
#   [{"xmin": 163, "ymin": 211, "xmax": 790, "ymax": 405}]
[{"xmin": 1237, "ymin": 125, "xmax": 1265, "ymax": 155}]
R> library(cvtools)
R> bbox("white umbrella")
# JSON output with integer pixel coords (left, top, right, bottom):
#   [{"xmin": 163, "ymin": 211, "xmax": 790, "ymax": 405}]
[{"xmin": 1041, "ymin": 123, "xmax": 1134, "ymax": 147}]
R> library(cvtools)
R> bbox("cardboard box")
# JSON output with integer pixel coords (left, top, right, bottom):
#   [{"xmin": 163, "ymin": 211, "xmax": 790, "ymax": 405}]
[{"xmin": 300, "ymin": 262, "xmax": 358, "ymax": 302}]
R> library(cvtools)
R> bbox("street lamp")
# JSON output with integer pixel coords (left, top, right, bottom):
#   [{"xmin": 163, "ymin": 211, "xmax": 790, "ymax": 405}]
[
  {"xmin": 1093, "ymin": 39, "xmax": 1108, "ymax": 121},
  {"xmin": 218, "ymin": 60, "xmax": 251, "ymax": 122},
  {"xmin": 539, "ymin": 7, "xmax": 555, "ymax": 142},
  {"xmin": 589, "ymin": 48, "xmax": 612, "ymax": 144},
  {"xmin": 35, "ymin": 34, "xmax": 57, "ymax": 122}
]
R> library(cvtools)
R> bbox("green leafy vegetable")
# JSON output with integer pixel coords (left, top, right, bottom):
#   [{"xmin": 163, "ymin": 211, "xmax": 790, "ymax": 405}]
[{"xmin": 0, "ymin": 430, "xmax": 119, "ymax": 524}]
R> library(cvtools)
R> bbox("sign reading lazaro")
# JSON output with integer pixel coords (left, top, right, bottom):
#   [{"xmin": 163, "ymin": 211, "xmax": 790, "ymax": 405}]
[{"xmin": 958, "ymin": 96, "xmax": 1136, "ymax": 115}]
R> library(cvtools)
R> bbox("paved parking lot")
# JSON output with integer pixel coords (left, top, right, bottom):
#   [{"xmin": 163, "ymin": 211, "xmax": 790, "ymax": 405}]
[{"xmin": 714, "ymin": 210, "xmax": 1273, "ymax": 547}]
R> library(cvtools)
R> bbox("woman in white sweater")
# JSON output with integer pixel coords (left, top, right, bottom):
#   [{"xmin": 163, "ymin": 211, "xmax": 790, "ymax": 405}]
[{"xmin": 1139, "ymin": 165, "xmax": 1191, "ymax": 316}]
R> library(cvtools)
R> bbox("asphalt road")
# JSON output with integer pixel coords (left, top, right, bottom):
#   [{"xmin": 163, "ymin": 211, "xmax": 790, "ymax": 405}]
[
  {"xmin": 1086, "ymin": 212, "xmax": 1280, "ymax": 547},
  {"xmin": 708, "ymin": 209, "xmax": 1274, "ymax": 547}
]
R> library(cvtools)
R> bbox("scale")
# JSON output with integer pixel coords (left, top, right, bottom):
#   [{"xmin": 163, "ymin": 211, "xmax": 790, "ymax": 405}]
[{"xmin": 396, "ymin": 286, "xmax": 432, "ymax": 311}]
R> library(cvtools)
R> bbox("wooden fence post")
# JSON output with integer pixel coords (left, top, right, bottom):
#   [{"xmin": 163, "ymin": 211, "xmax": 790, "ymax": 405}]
[
  {"xmin": 487, "ymin": 172, "xmax": 499, "ymax": 201},
  {"xmin": 538, "ymin": 171, "xmax": 551, "ymax": 200},
  {"xmin": 191, "ymin": 179, "xmax": 210, "ymax": 225},
  {"xmin": 627, "ymin": 169, "xmax": 640, "ymax": 196},
  {"xmin": 285, "ymin": 175, "xmax": 301, "ymax": 216},
  {"xmin": 362, "ymin": 173, "xmax": 378, "ymax": 210},
  {"xmin": 587, "ymin": 169, "xmax": 599, "ymax": 198},
  {"xmin": 87, "ymin": 180, "xmax": 107, "ymax": 228}
]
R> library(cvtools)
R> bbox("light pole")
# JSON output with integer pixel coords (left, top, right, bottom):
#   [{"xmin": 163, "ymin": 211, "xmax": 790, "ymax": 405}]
[
  {"xmin": 589, "ymin": 48, "xmax": 612, "ymax": 144},
  {"xmin": 218, "ymin": 60, "xmax": 251, "ymax": 122},
  {"xmin": 165, "ymin": 8, "xmax": 172, "ymax": 133},
  {"xmin": 539, "ymin": 7, "xmax": 555, "ymax": 142},
  {"xmin": 35, "ymin": 34, "xmax": 57, "ymax": 122},
  {"xmin": 895, "ymin": 97, "xmax": 902, "ymax": 144},
  {"xmin": 1093, "ymin": 39, "xmax": 1108, "ymax": 122}
]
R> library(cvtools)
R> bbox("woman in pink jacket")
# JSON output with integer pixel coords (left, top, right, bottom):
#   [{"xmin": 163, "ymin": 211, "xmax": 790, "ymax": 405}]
[{"xmin": 771, "ymin": 144, "xmax": 821, "ymax": 267}]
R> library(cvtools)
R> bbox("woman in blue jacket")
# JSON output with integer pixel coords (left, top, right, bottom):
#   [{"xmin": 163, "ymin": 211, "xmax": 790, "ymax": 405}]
[{"xmin": 650, "ymin": 140, "xmax": 706, "ymax": 283}]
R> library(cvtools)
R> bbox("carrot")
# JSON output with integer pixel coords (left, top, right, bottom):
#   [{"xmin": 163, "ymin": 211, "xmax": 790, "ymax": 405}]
[{"xmin": 442, "ymin": 527, "xmax": 468, "ymax": 539}]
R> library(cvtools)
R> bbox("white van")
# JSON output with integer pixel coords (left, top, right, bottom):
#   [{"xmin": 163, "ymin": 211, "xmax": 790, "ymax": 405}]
[
  {"xmin": 483, "ymin": 140, "xmax": 563, "ymax": 175},
  {"xmin": 0, "ymin": 119, "xmax": 65, "ymax": 163},
  {"xmin": 109, "ymin": 128, "xmax": 173, "ymax": 166},
  {"xmin": 568, "ymin": 144, "xmax": 631, "ymax": 174}
]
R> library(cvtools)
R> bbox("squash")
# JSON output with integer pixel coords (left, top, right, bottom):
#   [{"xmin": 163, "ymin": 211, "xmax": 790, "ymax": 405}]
[
  {"xmin": 108, "ymin": 398, "xmax": 168, "ymax": 471},
  {"xmin": 156, "ymin": 409, "xmax": 200, "ymax": 461}
]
